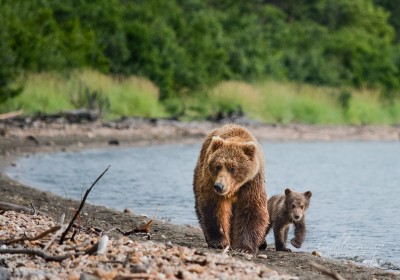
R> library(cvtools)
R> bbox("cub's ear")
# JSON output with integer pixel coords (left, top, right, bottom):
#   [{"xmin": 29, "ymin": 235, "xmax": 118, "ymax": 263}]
[
  {"xmin": 304, "ymin": 191, "xmax": 312, "ymax": 199},
  {"xmin": 209, "ymin": 136, "xmax": 224, "ymax": 152},
  {"xmin": 241, "ymin": 142, "xmax": 256, "ymax": 159},
  {"xmin": 285, "ymin": 188, "xmax": 292, "ymax": 196}
]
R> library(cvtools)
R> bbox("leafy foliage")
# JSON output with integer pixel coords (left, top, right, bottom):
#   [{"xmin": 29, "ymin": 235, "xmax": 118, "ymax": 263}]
[{"xmin": 1, "ymin": 0, "xmax": 400, "ymax": 108}]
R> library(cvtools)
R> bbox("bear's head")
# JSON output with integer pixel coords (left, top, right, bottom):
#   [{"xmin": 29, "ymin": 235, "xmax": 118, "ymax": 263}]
[
  {"xmin": 206, "ymin": 136, "xmax": 260, "ymax": 197},
  {"xmin": 284, "ymin": 188, "xmax": 312, "ymax": 222}
]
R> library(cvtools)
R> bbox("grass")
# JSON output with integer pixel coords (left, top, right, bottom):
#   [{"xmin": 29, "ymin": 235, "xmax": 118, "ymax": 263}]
[
  {"xmin": 187, "ymin": 80, "xmax": 400, "ymax": 125},
  {"xmin": 1, "ymin": 69, "xmax": 399, "ymax": 125},
  {"xmin": 0, "ymin": 70, "xmax": 167, "ymax": 119}
]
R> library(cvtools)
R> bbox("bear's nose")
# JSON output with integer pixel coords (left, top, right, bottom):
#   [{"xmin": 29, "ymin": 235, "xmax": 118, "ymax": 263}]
[
  {"xmin": 294, "ymin": 215, "xmax": 300, "ymax": 220},
  {"xmin": 214, "ymin": 183, "xmax": 224, "ymax": 193}
]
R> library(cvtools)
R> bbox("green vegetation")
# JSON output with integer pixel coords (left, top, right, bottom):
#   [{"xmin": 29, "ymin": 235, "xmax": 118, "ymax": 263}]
[
  {"xmin": 2, "ymin": 70, "xmax": 399, "ymax": 125},
  {"xmin": 0, "ymin": 71, "xmax": 166, "ymax": 119},
  {"xmin": 0, "ymin": 0, "xmax": 399, "ymax": 124}
]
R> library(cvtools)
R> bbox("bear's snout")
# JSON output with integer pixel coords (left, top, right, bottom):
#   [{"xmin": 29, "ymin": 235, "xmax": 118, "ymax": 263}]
[{"xmin": 214, "ymin": 182, "xmax": 224, "ymax": 193}]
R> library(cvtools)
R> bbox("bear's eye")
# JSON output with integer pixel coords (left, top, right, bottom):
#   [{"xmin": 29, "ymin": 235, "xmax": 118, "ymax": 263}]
[
  {"xmin": 215, "ymin": 165, "xmax": 222, "ymax": 172},
  {"xmin": 300, "ymin": 205, "xmax": 304, "ymax": 209},
  {"xmin": 228, "ymin": 167, "xmax": 235, "ymax": 174},
  {"xmin": 291, "ymin": 204, "xmax": 296, "ymax": 209}
]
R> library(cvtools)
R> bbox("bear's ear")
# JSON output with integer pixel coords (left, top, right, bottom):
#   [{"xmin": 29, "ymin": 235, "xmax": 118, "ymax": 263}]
[
  {"xmin": 241, "ymin": 142, "xmax": 256, "ymax": 159},
  {"xmin": 304, "ymin": 191, "xmax": 312, "ymax": 199},
  {"xmin": 285, "ymin": 188, "xmax": 292, "ymax": 196},
  {"xmin": 209, "ymin": 136, "xmax": 225, "ymax": 152}
]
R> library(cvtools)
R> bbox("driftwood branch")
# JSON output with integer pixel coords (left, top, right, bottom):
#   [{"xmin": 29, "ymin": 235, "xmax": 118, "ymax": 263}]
[
  {"xmin": 116, "ymin": 220, "xmax": 154, "ymax": 236},
  {"xmin": 0, "ymin": 201, "xmax": 45, "ymax": 215},
  {"xmin": 0, "ymin": 248, "xmax": 71, "ymax": 262},
  {"xmin": 0, "ymin": 236, "xmax": 108, "ymax": 262},
  {"xmin": 1, "ymin": 225, "xmax": 61, "ymax": 245},
  {"xmin": 0, "ymin": 110, "xmax": 23, "ymax": 120},
  {"xmin": 44, "ymin": 224, "xmax": 67, "ymax": 251},
  {"xmin": 59, "ymin": 165, "xmax": 110, "ymax": 244},
  {"xmin": 310, "ymin": 262, "xmax": 346, "ymax": 280}
]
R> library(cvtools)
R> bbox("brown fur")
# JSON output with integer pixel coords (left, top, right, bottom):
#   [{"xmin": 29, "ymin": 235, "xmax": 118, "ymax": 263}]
[
  {"xmin": 261, "ymin": 188, "xmax": 312, "ymax": 252},
  {"xmin": 193, "ymin": 124, "xmax": 269, "ymax": 253}
]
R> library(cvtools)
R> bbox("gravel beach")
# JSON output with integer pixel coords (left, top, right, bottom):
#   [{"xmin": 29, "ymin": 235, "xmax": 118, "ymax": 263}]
[{"xmin": 0, "ymin": 118, "xmax": 399, "ymax": 279}]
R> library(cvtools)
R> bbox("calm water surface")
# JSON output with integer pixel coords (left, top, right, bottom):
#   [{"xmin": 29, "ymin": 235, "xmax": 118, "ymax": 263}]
[{"xmin": 6, "ymin": 141, "xmax": 400, "ymax": 269}]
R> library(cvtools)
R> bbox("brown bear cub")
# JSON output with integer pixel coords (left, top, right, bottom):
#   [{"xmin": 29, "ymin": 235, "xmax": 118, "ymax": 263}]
[
  {"xmin": 261, "ymin": 188, "xmax": 312, "ymax": 252},
  {"xmin": 193, "ymin": 124, "xmax": 269, "ymax": 253}
]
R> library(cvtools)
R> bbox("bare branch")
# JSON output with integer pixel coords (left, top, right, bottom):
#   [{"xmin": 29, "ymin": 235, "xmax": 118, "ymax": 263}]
[
  {"xmin": 43, "ymin": 224, "xmax": 67, "ymax": 251},
  {"xmin": 0, "ymin": 248, "xmax": 71, "ymax": 262},
  {"xmin": 59, "ymin": 165, "xmax": 110, "ymax": 244},
  {"xmin": 310, "ymin": 262, "xmax": 346, "ymax": 280},
  {"xmin": 1, "ymin": 225, "xmax": 61, "ymax": 245},
  {"xmin": 0, "ymin": 201, "xmax": 45, "ymax": 215}
]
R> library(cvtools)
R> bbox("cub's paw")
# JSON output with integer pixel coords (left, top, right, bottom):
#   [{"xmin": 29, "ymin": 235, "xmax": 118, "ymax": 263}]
[{"xmin": 290, "ymin": 238, "xmax": 302, "ymax": 249}]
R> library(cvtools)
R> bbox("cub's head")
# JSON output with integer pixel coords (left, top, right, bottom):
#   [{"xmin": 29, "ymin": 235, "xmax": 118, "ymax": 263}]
[
  {"xmin": 284, "ymin": 188, "xmax": 312, "ymax": 222},
  {"xmin": 206, "ymin": 136, "xmax": 259, "ymax": 197}
]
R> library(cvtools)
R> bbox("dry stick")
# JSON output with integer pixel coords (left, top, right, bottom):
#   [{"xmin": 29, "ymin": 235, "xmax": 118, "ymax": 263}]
[
  {"xmin": 30, "ymin": 202, "xmax": 37, "ymax": 215},
  {"xmin": 0, "ymin": 238, "xmax": 105, "ymax": 263},
  {"xmin": 1, "ymin": 225, "xmax": 61, "ymax": 245},
  {"xmin": 310, "ymin": 262, "xmax": 346, "ymax": 280},
  {"xmin": 59, "ymin": 165, "xmax": 110, "ymax": 245},
  {"xmin": 0, "ymin": 248, "xmax": 71, "ymax": 262},
  {"xmin": 0, "ymin": 201, "xmax": 45, "ymax": 215},
  {"xmin": 43, "ymin": 224, "xmax": 67, "ymax": 251},
  {"xmin": 0, "ymin": 110, "xmax": 23, "ymax": 120}
]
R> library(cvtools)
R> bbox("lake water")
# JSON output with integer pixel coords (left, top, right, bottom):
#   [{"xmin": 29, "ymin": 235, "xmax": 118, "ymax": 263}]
[{"xmin": 5, "ymin": 141, "xmax": 400, "ymax": 270}]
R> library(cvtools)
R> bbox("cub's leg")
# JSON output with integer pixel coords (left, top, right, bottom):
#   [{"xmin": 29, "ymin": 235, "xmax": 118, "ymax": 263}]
[
  {"xmin": 274, "ymin": 223, "xmax": 291, "ymax": 252},
  {"xmin": 291, "ymin": 219, "xmax": 306, "ymax": 249}
]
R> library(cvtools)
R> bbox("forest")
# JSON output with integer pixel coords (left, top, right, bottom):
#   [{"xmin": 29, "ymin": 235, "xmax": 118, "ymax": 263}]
[{"xmin": 1, "ymin": 0, "xmax": 400, "ymax": 123}]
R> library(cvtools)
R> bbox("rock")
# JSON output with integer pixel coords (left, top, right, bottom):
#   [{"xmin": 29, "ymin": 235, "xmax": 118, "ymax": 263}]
[
  {"xmin": 311, "ymin": 251, "xmax": 321, "ymax": 257},
  {"xmin": 258, "ymin": 254, "xmax": 268, "ymax": 260},
  {"xmin": 108, "ymin": 139, "xmax": 119, "ymax": 146},
  {"xmin": 0, "ymin": 267, "xmax": 10, "ymax": 280}
]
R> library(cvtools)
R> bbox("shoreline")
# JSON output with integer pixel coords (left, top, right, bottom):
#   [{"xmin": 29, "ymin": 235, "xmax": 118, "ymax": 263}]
[{"xmin": 1, "ymin": 120, "xmax": 399, "ymax": 279}]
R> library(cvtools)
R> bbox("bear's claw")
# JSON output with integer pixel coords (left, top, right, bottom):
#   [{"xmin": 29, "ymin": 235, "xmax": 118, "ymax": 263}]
[{"xmin": 290, "ymin": 238, "xmax": 301, "ymax": 248}]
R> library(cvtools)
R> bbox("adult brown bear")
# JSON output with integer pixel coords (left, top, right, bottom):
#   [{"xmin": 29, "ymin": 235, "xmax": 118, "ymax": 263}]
[{"xmin": 193, "ymin": 124, "xmax": 269, "ymax": 253}]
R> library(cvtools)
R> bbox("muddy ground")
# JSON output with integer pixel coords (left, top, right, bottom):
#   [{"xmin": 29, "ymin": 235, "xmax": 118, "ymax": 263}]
[{"xmin": 0, "ymin": 119, "xmax": 399, "ymax": 280}]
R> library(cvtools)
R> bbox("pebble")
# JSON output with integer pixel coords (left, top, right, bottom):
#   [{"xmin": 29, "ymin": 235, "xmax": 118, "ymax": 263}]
[
  {"xmin": 258, "ymin": 254, "xmax": 268, "ymax": 259},
  {"xmin": 0, "ymin": 210, "xmax": 292, "ymax": 279}
]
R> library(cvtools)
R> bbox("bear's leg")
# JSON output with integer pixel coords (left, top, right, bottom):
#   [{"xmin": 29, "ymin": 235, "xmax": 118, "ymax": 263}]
[
  {"xmin": 273, "ymin": 223, "xmax": 291, "ymax": 252},
  {"xmin": 258, "ymin": 223, "xmax": 271, "ymax": 250},
  {"xmin": 231, "ymin": 206, "xmax": 268, "ymax": 253},
  {"xmin": 199, "ymin": 198, "xmax": 231, "ymax": 249},
  {"xmin": 291, "ymin": 219, "xmax": 306, "ymax": 249}
]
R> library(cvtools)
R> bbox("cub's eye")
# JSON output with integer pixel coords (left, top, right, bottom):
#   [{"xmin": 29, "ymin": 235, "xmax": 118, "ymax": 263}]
[
  {"xmin": 229, "ymin": 167, "xmax": 235, "ymax": 174},
  {"xmin": 300, "ymin": 205, "xmax": 304, "ymax": 209},
  {"xmin": 215, "ymin": 165, "xmax": 222, "ymax": 172},
  {"xmin": 292, "ymin": 204, "xmax": 296, "ymax": 209}
]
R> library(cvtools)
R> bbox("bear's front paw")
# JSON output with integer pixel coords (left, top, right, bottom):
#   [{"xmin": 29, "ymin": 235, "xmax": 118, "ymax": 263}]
[
  {"xmin": 207, "ymin": 239, "xmax": 229, "ymax": 249},
  {"xmin": 259, "ymin": 240, "xmax": 267, "ymax": 250},
  {"xmin": 290, "ymin": 238, "xmax": 302, "ymax": 249},
  {"xmin": 276, "ymin": 247, "xmax": 292, "ymax": 252}
]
